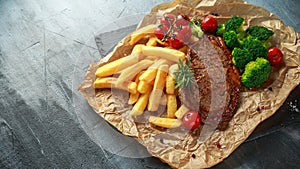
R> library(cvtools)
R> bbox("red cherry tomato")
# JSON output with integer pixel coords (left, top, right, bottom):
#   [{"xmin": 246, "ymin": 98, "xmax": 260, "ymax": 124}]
[
  {"xmin": 160, "ymin": 14, "xmax": 175, "ymax": 27},
  {"xmin": 179, "ymin": 14, "xmax": 190, "ymax": 21},
  {"xmin": 180, "ymin": 25, "xmax": 192, "ymax": 41},
  {"xmin": 182, "ymin": 111, "xmax": 201, "ymax": 130},
  {"xmin": 201, "ymin": 15, "xmax": 218, "ymax": 34},
  {"xmin": 176, "ymin": 14, "xmax": 189, "ymax": 26},
  {"xmin": 268, "ymin": 47, "xmax": 283, "ymax": 65},
  {"xmin": 154, "ymin": 25, "xmax": 169, "ymax": 40},
  {"xmin": 169, "ymin": 33, "xmax": 184, "ymax": 49}
]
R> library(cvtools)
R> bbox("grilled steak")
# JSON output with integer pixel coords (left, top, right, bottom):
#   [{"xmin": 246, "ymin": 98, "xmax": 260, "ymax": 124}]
[{"xmin": 179, "ymin": 34, "xmax": 241, "ymax": 130}]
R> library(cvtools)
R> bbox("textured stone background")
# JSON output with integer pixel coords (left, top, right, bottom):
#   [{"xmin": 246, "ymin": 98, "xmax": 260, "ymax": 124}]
[{"xmin": 0, "ymin": 0, "xmax": 299, "ymax": 168}]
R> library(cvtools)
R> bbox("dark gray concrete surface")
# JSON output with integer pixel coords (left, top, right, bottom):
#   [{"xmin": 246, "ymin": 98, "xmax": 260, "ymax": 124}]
[{"xmin": 0, "ymin": 0, "xmax": 299, "ymax": 168}]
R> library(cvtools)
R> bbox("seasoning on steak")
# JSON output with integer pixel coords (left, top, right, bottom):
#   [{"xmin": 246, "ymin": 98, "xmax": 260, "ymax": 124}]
[{"xmin": 179, "ymin": 34, "xmax": 241, "ymax": 130}]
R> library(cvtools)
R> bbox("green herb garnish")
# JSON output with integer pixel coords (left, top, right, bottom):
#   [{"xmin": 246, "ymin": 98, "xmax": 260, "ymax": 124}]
[{"xmin": 174, "ymin": 59, "xmax": 196, "ymax": 90}]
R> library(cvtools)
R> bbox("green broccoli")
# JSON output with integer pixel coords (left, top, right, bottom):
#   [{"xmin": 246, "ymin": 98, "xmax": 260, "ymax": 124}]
[
  {"xmin": 236, "ymin": 30, "xmax": 248, "ymax": 46},
  {"xmin": 232, "ymin": 48, "xmax": 254, "ymax": 71},
  {"xmin": 243, "ymin": 36, "xmax": 268, "ymax": 59},
  {"xmin": 223, "ymin": 30, "xmax": 240, "ymax": 50},
  {"xmin": 216, "ymin": 24, "xmax": 225, "ymax": 36},
  {"xmin": 225, "ymin": 16, "xmax": 245, "ymax": 33},
  {"xmin": 246, "ymin": 25, "xmax": 274, "ymax": 41},
  {"xmin": 190, "ymin": 19, "xmax": 204, "ymax": 38},
  {"xmin": 241, "ymin": 57, "xmax": 271, "ymax": 88},
  {"xmin": 261, "ymin": 40, "xmax": 272, "ymax": 49}
]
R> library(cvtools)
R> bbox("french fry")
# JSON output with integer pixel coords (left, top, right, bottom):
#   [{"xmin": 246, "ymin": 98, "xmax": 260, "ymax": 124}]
[
  {"xmin": 146, "ymin": 36, "xmax": 157, "ymax": 46},
  {"xmin": 95, "ymin": 45, "xmax": 144, "ymax": 77},
  {"xmin": 128, "ymin": 71, "xmax": 144, "ymax": 104},
  {"xmin": 116, "ymin": 59, "xmax": 153, "ymax": 87},
  {"xmin": 175, "ymin": 104, "xmax": 189, "ymax": 119},
  {"xmin": 130, "ymin": 24, "xmax": 157, "ymax": 45},
  {"xmin": 93, "ymin": 77, "xmax": 137, "ymax": 94},
  {"xmin": 128, "ymin": 82, "xmax": 138, "ymax": 94},
  {"xmin": 131, "ymin": 44, "xmax": 145, "ymax": 55},
  {"xmin": 149, "ymin": 116, "xmax": 182, "ymax": 128},
  {"xmin": 155, "ymin": 37, "xmax": 169, "ymax": 46},
  {"xmin": 141, "ymin": 46, "xmax": 185, "ymax": 63},
  {"xmin": 168, "ymin": 64, "xmax": 179, "ymax": 79},
  {"xmin": 166, "ymin": 75, "xmax": 175, "ymax": 94},
  {"xmin": 137, "ymin": 80, "xmax": 152, "ymax": 94},
  {"xmin": 167, "ymin": 94, "xmax": 177, "ymax": 118},
  {"xmin": 139, "ymin": 59, "xmax": 170, "ymax": 83},
  {"xmin": 139, "ymin": 69, "xmax": 157, "ymax": 84},
  {"xmin": 148, "ymin": 64, "xmax": 169, "ymax": 111},
  {"xmin": 128, "ymin": 93, "xmax": 139, "ymax": 105},
  {"xmin": 130, "ymin": 90, "xmax": 151, "ymax": 116}
]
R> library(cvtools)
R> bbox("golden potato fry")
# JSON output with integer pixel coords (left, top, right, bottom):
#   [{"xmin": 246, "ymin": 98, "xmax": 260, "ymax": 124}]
[
  {"xmin": 93, "ymin": 77, "xmax": 137, "ymax": 94},
  {"xmin": 134, "ymin": 71, "xmax": 145, "ymax": 84},
  {"xmin": 168, "ymin": 64, "xmax": 179, "ymax": 79},
  {"xmin": 131, "ymin": 44, "xmax": 145, "ymax": 55},
  {"xmin": 128, "ymin": 92, "xmax": 140, "ymax": 105},
  {"xmin": 175, "ymin": 104, "xmax": 189, "ymax": 119},
  {"xmin": 116, "ymin": 59, "xmax": 153, "ymax": 87},
  {"xmin": 137, "ymin": 80, "xmax": 152, "ymax": 94},
  {"xmin": 130, "ymin": 24, "xmax": 157, "ymax": 45},
  {"xmin": 96, "ymin": 45, "xmax": 144, "ymax": 77},
  {"xmin": 147, "ymin": 64, "xmax": 169, "ymax": 111},
  {"xmin": 93, "ymin": 77, "xmax": 115, "ymax": 88},
  {"xmin": 167, "ymin": 94, "xmax": 177, "ymax": 118},
  {"xmin": 128, "ymin": 71, "xmax": 145, "ymax": 104},
  {"xmin": 155, "ymin": 37, "xmax": 169, "ymax": 46},
  {"xmin": 128, "ymin": 81, "xmax": 137, "ymax": 94},
  {"xmin": 95, "ymin": 57, "xmax": 129, "ymax": 77},
  {"xmin": 141, "ymin": 46, "xmax": 185, "ymax": 63},
  {"xmin": 166, "ymin": 75, "xmax": 175, "ymax": 95},
  {"xmin": 154, "ymin": 64, "xmax": 169, "ymax": 90},
  {"xmin": 130, "ymin": 90, "xmax": 151, "ymax": 116},
  {"xmin": 149, "ymin": 116, "xmax": 182, "ymax": 128},
  {"xmin": 139, "ymin": 69, "xmax": 157, "ymax": 83},
  {"xmin": 146, "ymin": 36, "xmax": 157, "ymax": 46},
  {"xmin": 114, "ymin": 45, "xmax": 146, "ymax": 74},
  {"xmin": 139, "ymin": 59, "xmax": 171, "ymax": 83}
]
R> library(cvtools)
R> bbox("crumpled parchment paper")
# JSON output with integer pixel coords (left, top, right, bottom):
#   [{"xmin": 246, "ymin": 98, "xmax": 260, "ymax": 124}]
[{"xmin": 78, "ymin": 0, "xmax": 300, "ymax": 168}]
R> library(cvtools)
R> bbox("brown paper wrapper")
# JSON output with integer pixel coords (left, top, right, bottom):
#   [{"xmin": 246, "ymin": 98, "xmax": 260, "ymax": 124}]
[{"xmin": 78, "ymin": 1, "xmax": 300, "ymax": 168}]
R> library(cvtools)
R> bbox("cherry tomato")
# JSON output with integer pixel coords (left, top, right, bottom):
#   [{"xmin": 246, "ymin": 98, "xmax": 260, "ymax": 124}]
[
  {"xmin": 179, "ymin": 14, "xmax": 190, "ymax": 21},
  {"xmin": 180, "ymin": 25, "xmax": 192, "ymax": 41},
  {"xmin": 176, "ymin": 15, "xmax": 189, "ymax": 26},
  {"xmin": 182, "ymin": 111, "xmax": 201, "ymax": 130},
  {"xmin": 169, "ymin": 33, "xmax": 184, "ymax": 49},
  {"xmin": 201, "ymin": 15, "xmax": 218, "ymax": 34},
  {"xmin": 160, "ymin": 14, "xmax": 175, "ymax": 27},
  {"xmin": 154, "ymin": 24, "xmax": 169, "ymax": 40},
  {"xmin": 268, "ymin": 47, "xmax": 283, "ymax": 65}
]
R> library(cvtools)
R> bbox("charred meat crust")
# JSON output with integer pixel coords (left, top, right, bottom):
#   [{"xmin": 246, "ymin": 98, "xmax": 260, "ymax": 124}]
[{"xmin": 179, "ymin": 34, "xmax": 241, "ymax": 130}]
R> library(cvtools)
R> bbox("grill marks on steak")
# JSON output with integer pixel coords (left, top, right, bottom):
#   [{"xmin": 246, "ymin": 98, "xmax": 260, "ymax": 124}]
[{"xmin": 179, "ymin": 35, "xmax": 241, "ymax": 130}]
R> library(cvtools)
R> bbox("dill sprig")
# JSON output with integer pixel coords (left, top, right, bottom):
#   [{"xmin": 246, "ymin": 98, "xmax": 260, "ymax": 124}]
[{"xmin": 174, "ymin": 59, "xmax": 196, "ymax": 90}]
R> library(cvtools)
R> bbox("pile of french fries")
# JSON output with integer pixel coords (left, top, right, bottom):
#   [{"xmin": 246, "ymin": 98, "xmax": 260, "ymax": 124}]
[{"xmin": 93, "ymin": 24, "xmax": 191, "ymax": 129}]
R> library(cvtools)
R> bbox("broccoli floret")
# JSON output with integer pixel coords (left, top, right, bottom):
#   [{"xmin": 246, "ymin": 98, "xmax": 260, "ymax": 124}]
[
  {"xmin": 223, "ymin": 30, "xmax": 240, "ymax": 50},
  {"xmin": 241, "ymin": 57, "xmax": 271, "ymax": 88},
  {"xmin": 216, "ymin": 24, "xmax": 225, "ymax": 36},
  {"xmin": 261, "ymin": 40, "xmax": 272, "ymax": 49},
  {"xmin": 225, "ymin": 16, "xmax": 245, "ymax": 33},
  {"xmin": 237, "ymin": 30, "xmax": 248, "ymax": 46},
  {"xmin": 190, "ymin": 19, "xmax": 204, "ymax": 38},
  {"xmin": 243, "ymin": 36, "xmax": 268, "ymax": 59},
  {"xmin": 246, "ymin": 25, "xmax": 274, "ymax": 41},
  {"xmin": 232, "ymin": 48, "xmax": 254, "ymax": 70}
]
